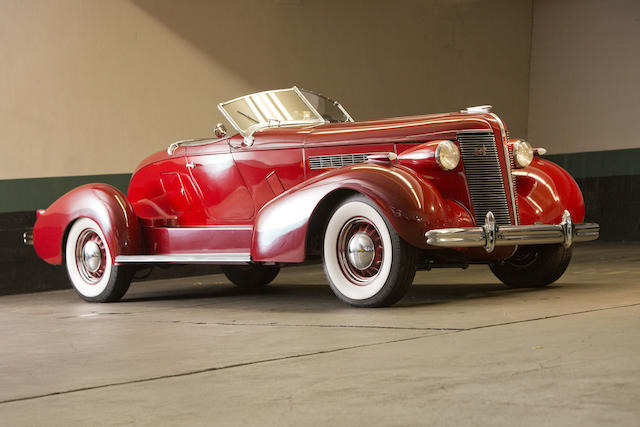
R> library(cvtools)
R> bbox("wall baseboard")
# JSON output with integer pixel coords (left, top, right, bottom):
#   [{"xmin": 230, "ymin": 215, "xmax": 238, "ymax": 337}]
[
  {"xmin": 574, "ymin": 174, "xmax": 640, "ymax": 241},
  {"xmin": 0, "ymin": 173, "xmax": 131, "ymax": 214}
]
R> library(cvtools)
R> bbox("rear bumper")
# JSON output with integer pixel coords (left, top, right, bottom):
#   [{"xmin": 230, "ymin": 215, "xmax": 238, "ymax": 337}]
[{"xmin": 426, "ymin": 210, "xmax": 599, "ymax": 252}]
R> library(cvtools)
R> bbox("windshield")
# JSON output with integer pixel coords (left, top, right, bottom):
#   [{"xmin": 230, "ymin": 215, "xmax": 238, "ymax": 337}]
[
  {"xmin": 300, "ymin": 89, "xmax": 354, "ymax": 123},
  {"xmin": 218, "ymin": 87, "xmax": 324, "ymax": 136}
]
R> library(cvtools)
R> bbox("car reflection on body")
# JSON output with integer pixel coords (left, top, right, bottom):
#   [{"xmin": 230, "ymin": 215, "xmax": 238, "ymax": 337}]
[{"xmin": 31, "ymin": 87, "xmax": 599, "ymax": 307}]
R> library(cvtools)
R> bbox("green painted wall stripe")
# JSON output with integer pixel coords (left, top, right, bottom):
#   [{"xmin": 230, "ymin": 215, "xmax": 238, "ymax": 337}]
[
  {"xmin": 544, "ymin": 147, "xmax": 640, "ymax": 179},
  {"xmin": 0, "ymin": 173, "xmax": 131, "ymax": 214},
  {"xmin": 1, "ymin": 147, "xmax": 639, "ymax": 213}
]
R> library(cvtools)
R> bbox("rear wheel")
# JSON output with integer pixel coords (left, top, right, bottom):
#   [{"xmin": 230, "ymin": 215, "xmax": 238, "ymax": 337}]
[
  {"xmin": 65, "ymin": 218, "xmax": 133, "ymax": 302},
  {"xmin": 322, "ymin": 195, "xmax": 417, "ymax": 308},
  {"xmin": 490, "ymin": 244, "xmax": 572, "ymax": 288},
  {"xmin": 222, "ymin": 264, "xmax": 280, "ymax": 289}
]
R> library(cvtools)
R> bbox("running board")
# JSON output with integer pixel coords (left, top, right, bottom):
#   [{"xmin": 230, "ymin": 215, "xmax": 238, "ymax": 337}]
[{"xmin": 115, "ymin": 253, "xmax": 251, "ymax": 265}]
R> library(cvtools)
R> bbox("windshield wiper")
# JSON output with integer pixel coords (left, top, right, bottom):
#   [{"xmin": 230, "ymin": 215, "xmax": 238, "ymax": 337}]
[{"xmin": 237, "ymin": 110, "xmax": 259, "ymax": 124}]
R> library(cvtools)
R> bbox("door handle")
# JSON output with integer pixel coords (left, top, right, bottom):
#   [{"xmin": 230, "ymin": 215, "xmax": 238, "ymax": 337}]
[{"xmin": 186, "ymin": 161, "xmax": 197, "ymax": 169}]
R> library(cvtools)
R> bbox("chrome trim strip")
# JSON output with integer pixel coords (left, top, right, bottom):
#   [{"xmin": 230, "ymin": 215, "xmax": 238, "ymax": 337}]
[
  {"xmin": 366, "ymin": 152, "xmax": 397, "ymax": 164},
  {"xmin": 148, "ymin": 225, "xmax": 253, "ymax": 232},
  {"xmin": 425, "ymin": 210, "xmax": 599, "ymax": 251},
  {"xmin": 488, "ymin": 113, "xmax": 519, "ymax": 225},
  {"xmin": 456, "ymin": 128, "xmax": 498, "ymax": 133},
  {"xmin": 115, "ymin": 253, "xmax": 251, "ymax": 264},
  {"xmin": 167, "ymin": 137, "xmax": 221, "ymax": 155},
  {"xmin": 337, "ymin": 102, "xmax": 355, "ymax": 123},
  {"xmin": 23, "ymin": 230, "xmax": 33, "ymax": 246}
]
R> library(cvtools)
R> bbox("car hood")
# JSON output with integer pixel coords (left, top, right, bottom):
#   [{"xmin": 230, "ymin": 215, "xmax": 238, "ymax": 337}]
[{"xmin": 304, "ymin": 112, "xmax": 500, "ymax": 147}]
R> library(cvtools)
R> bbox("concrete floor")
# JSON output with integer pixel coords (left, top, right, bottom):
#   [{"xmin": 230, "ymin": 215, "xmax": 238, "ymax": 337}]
[{"xmin": 0, "ymin": 243, "xmax": 639, "ymax": 426}]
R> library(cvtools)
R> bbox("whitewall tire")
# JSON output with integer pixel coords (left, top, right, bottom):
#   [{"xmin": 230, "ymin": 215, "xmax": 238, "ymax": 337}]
[
  {"xmin": 322, "ymin": 195, "xmax": 417, "ymax": 307},
  {"xmin": 65, "ymin": 218, "xmax": 133, "ymax": 302}
]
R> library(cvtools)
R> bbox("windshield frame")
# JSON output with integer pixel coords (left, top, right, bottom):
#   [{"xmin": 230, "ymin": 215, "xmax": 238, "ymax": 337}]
[{"xmin": 217, "ymin": 86, "xmax": 326, "ymax": 138}]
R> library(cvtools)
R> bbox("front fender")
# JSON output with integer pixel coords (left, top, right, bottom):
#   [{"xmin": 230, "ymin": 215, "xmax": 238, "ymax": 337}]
[
  {"xmin": 514, "ymin": 158, "xmax": 585, "ymax": 225},
  {"xmin": 252, "ymin": 163, "xmax": 472, "ymax": 262},
  {"xmin": 33, "ymin": 184, "xmax": 142, "ymax": 264}
]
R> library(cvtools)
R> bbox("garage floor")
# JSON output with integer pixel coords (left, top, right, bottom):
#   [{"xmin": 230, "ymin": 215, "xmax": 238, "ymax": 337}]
[{"xmin": 1, "ymin": 243, "xmax": 639, "ymax": 426}]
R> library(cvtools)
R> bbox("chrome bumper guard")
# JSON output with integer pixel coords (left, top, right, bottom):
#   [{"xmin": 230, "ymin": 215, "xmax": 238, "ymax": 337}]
[
  {"xmin": 23, "ymin": 230, "xmax": 33, "ymax": 246},
  {"xmin": 425, "ymin": 210, "xmax": 599, "ymax": 253}
]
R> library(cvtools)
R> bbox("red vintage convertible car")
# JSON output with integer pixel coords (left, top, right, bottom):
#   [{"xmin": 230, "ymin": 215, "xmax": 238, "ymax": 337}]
[{"xmin": 31, "ymin": 87, "xmax": 599, "ymax": 307}]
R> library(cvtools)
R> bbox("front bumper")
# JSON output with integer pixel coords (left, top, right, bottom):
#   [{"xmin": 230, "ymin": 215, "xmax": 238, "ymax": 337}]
[{"xmin": 426, "ymin": 210, "xmax": 599, "ymax": 252}]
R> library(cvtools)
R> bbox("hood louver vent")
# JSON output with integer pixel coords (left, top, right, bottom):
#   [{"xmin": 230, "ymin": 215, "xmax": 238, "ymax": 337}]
[{"xmin": 308, "ymin": 153, "xmax": 372, "ymax": 170}]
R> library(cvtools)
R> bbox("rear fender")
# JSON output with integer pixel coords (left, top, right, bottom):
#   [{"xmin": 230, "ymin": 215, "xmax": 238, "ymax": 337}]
[
  {"xmin": 251, "ymin": 163, "xmax": 473, "ymax": 262},
  {"xmin": 514, "ymin": 158, "xmax": 585, "ymax": 225},
  {"xmin": 33, "ymin": 184, "xmax": 142, "ymax": 265}
]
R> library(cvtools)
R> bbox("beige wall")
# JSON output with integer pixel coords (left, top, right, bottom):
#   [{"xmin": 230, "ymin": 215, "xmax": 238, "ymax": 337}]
[
  {"xmin": 1, "ymin": 0, "xmax": 532, "ymax": 180},
  {"xmin": 528, "ymin": 0, "xmax": 640, "ymax": 154}
]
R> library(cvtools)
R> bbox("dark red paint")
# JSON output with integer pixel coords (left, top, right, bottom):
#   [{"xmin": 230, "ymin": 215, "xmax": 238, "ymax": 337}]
[
  {"xmin": 33, "ymin": 184, "xmax": 142, "ymax": 264},
  {"xmin": 32, "ymin": 111, "xmax": 587, "ymax": 266}
]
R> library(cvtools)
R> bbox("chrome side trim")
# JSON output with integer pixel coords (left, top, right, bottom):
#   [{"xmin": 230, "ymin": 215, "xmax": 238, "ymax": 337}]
[
  {"xmin": 167, "ymin": 137, "xmax": 221, "ymax": 155},
  {"xmin": 156, "ymin": 225, "xmax": 253, "ymax": 232},
  {"xmin": 23, "ymin": 230, "xmax": 33, "ymax": 246},
  {"xmin": 367, "ymin": 152, "xmax": 397, "ymax": 164},
  {"xmin": 337, "ymin": 102, "xmax": 355, "ymax": 123},
  {"xmin": 115, "ymin": 253, "xmax": 251, "ymax": 264},
  {"xmin": 426, "ymin": 210, "xmax": 599, "ymax": 251},
  {"xmin": 488, "ymin": 113, "xmax": 519, "ymax": 225}
]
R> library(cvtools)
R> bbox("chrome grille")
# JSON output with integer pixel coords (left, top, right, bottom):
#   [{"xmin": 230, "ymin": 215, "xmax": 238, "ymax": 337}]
[
  {"xmin": 308, "ymin": 153, "xmax": 371, "ymax": 170},
  {"xmin": 458, "ymin": 131, "xmax": 512, "ymax": 225}
]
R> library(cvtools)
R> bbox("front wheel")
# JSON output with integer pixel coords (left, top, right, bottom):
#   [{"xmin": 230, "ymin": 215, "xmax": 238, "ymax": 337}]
[
  {"xmin": 322, "ymin": 195, "xmax": 417, "ymax": 308},
  {"xmin": 65, "ymin": 218, "xmax": 133, "ymax": 302},
  {"xmin": 490, "ymin": 244, "xmax": 572, "ymax": 288}
]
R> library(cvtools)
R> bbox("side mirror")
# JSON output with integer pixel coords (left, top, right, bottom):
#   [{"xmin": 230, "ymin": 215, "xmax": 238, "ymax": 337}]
[{"xmin": 214, "ymin": 123, "xmax": 227, "ymax": 138}]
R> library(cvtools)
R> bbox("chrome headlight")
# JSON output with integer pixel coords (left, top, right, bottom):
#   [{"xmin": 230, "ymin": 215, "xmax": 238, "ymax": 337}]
[
  {"xmin": 513, "ymin": 140, "xmax": 533, "ymax": 168},
  {"xmin": 435, "ymin": 140, "xmax": 460, "ymax": 170}
]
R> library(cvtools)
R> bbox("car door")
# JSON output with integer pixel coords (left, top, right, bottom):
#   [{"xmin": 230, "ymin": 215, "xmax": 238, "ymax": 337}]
[
  {"xmin": 185, "ymin": 141, "xmax": 255, "ymax": 225},
  {"xmin": 229, "ymin": 131, "xmax": 306, "ymax": 211}
]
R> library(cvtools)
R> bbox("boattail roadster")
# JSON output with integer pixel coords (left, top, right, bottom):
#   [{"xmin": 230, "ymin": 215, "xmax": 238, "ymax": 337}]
[{"xmin": 30, "ymin": 87, "xmax": 599, "ymax": 307}]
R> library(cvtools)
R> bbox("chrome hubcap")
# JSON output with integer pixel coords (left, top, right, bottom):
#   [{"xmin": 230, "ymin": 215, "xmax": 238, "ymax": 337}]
[
  {"xmin": 82, "ymin": 241, "xmax": 102, "ymax": 273},
  {"xmin": 337, "ymin": 217, "xmax": 384, "ymax": 285},
  {"xmin": 75, "ymin": 230, "xmax": 106, "ymax": 284},
  {"xmin": 347, "ymin": 233, "xmax": 375, "ymax": 270}
]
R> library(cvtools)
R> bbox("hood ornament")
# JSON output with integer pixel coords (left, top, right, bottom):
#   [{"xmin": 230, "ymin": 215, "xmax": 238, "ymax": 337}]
[{"xmin": 461, "ymin": 105, "xmax": 492, "ymax": 114}]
